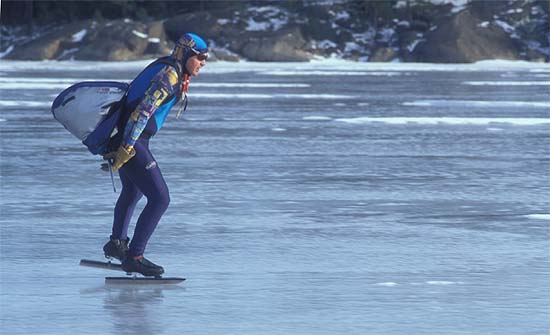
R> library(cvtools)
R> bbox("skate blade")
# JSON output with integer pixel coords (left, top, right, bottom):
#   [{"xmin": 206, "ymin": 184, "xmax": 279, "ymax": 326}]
[
  {"xmin": 105, "ymin": 276, "xmax": 185, "ymax": 285},
  {"xmin": 80, "ymin": 259, "xmax": 123, "ymax": 271}
]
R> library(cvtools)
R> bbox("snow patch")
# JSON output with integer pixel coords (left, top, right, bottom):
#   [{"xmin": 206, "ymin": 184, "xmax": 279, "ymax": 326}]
[
  {"xmin": 397, "ymin": 21, "xmax": 410, "ymax": 28},
  {"xmin": 72, "ymin": 29, "xmax": 87, "ymax": 42},
  {"xmin": 344, "ymin": 42, "xmax": 362, "ymax": 53},
  {"xmin": 148, "ymin": 38, "xmax": 160, "ymax": 43},
  {"xmin": 494, "ymin": 20, "xmax": 515, "ymax": 34},
  {"xmin": 313, "ymin": 40, "xmax": 338, "ymax": 49},
  {"xmin": 431, "ymin": 0, "xmax": 470, "ymax": 13},
  {"xmin": 132, "ymin": 30, "xmax": 148, "ymax": 39},
  {"xmin": 245, "ymin": 6, "xmax": 288, "ymax": 31},
  {"xmin": 354, "ymin": 29, "xmax": 376, "ymax": 44},
  {"xmin": 0, "ymin": 45, "xmax": 14, "ymax": 58},
  {"xmin": 505, "ymin": 8, "xmax": 523, "ymax": 14},
  {"xmin": 408, "ymin": 39, "xmax": 422, "ymax": 52},
  {"xmin": 246, "ymin": 18, "xmax": 271, "ymax": 31},
  {"xmin": 395, "ymin": 1, "xmax": 407, "ymax": 9},
  {"xmin": 478, "ymin": 21, "xmax": 490, "ymax": 28},
  {"xmin": 377, "ymin": 28, "xmax": 395, "ymax": 43},
  {"xmin": 334, "ymin": 11, "xmax": 350, "ymax": 21},
  {"xmin": 56, "ymin": 48, "xmax": 79, "ymax": 60}
]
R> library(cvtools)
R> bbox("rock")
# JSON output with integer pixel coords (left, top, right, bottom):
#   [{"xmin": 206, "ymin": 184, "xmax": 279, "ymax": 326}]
[
  {"xmin": 6, "ymin": 22, "xmax": 84, "ymax": 60},
  {"xmin": 524, "ymin": 48, "xmax": 549, "ymax": 62},
  {"xmin": 164, "ymin": 10, "xmax": 239, "ymax": 42},
  {"xmin": 413, "ymin": 9, "xmax": 521, "ymax": 63},
  {"xmin": 143, "ymin": 20, "xmax": 173, "ymax": 56},
  {"xmin": 209, "ymin": 48, "xmax": 240, "ymax": 62},
  {"xmin": 6, "ymin": 19, "xmax": 173, "ymax": 61},
  {"xmin": 370, "ymin": 47, "xmax": 398, "ymax": 62},
  {"xmin": 75, "ymin": 20, "xmax": 150, "ymax": 61},
  {"xmin": 237, "ymin": 27, "xmax": 313, "ymax": 62}
]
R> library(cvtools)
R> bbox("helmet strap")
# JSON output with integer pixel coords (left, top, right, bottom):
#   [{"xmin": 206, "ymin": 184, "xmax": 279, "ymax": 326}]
[{"xmin": 176, "ymin": 74, "xmax": 190, "ymax": 119}]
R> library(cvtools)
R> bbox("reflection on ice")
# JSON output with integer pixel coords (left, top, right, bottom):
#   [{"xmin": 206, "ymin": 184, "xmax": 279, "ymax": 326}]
[{"xmin": 89, "ymin": 285, "xmax": 178, "ymax": 335}]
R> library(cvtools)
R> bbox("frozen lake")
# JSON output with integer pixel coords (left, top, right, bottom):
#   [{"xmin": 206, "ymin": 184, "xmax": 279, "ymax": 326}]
[{"xmin": 1, "ymin": 59, "xmax": 549, "ymax": 334}]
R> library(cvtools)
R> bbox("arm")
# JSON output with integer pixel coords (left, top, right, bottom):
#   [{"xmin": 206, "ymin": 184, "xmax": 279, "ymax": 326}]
[
  {"xmin": 107, "ymin": 66, "xmax": 179, "ymax": 171},
  {"xmin": 122, "ymin": 66, "xmax": 179, "ymax": 150}
]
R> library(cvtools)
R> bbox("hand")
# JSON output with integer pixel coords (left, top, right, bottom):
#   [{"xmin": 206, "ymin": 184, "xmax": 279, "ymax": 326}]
[{"xmin": 102, "ymin": 145, "xmax": 136, "ymax": 172}]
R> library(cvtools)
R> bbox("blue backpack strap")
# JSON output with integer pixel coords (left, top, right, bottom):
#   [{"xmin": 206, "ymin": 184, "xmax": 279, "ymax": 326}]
[
  {"xmin": 154, "ymin": 57, "xmax": 183, "ymax": 98},
  {"xmin": 130, "ymin": 57, "xmax": 182, "ymax": 90}
]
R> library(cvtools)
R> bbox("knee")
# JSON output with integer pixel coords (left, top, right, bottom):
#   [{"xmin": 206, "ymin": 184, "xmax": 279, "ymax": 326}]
[
  {"xmin": 160, "ymin": 190, "xmax": 170, "ymax": 210},
  {"xmin": 118, "ymin": 187, "xmax": 142, "ymax": 206},
  {"xmin": 149, "ymin": 189, "xmax": 170, "ymax": 211}
]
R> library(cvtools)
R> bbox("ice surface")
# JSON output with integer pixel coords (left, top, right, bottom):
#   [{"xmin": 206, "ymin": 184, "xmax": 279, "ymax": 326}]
[
  {"xmin": 402, "ymin": 100, "xmax": 550, "ymax": 108},
  {"xmin": 463, "ymin": 81, "xmax": 550, "ymax": 86},
  {"xmin": 1, "ymin": 60, "xmax": 549, "ymax": 335},
  {"xmin": 0, "ymin": 78, "xmax": 310, "ymax": 90},
  {"xmin": 334, "ymin": 117, "xmax": 550, "ymax": 126},
  {"xmin": 526, "ymin": 214, "xmax": 550, "ymax": 220},
  {"xmin": 302, "ymin": 116, "xmax": 333, "ymax": 121},
  {"xmin": 190, "ymin": 93, "xmax": 357, "ymax": 99},
  {"xmin": 375, "ymin": 282, "xmax": 400, "ymax": 287}
]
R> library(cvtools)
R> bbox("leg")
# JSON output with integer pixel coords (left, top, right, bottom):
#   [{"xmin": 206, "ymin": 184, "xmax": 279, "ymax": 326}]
[
  {"xmin": 112, "ymin": 169, "xmax": 143, "ymax": 239},
  {"xmin": 119, "ymin": 140, "xmax": 170, "ymax": 257}
]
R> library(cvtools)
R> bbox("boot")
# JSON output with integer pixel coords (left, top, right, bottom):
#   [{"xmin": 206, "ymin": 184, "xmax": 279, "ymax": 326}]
[
  {"xmin": 103, "ymin": 236, "xmax": 129, "ymax": 261},
  {"xmin": 122, "ymin": 255, "xmax": 165, "ymax": 277}
]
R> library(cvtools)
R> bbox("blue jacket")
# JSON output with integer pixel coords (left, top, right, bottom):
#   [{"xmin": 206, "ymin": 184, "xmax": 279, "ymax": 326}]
[{"xmin": 118, "ymin": 58, "xmax": 183, "ymax": 150}]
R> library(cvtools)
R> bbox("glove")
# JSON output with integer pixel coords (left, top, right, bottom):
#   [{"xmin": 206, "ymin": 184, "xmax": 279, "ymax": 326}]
[{"xmin": 102, "ymin": 145, "xmax": 136, "ymax": 172}]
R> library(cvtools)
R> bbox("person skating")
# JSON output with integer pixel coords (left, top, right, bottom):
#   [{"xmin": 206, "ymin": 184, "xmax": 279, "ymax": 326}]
[{"xmin": 102, "ymin": 33, "xmax": 208, "ymax": 277}]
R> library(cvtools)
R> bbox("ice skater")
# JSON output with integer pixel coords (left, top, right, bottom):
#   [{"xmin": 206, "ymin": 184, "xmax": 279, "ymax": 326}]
[{"xmin": 102, "ymin": 33, "xmax": 208, "ymax": 276}]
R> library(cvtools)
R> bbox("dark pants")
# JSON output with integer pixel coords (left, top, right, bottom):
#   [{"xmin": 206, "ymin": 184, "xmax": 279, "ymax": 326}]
[{"xmin": 111, "ymin": 138, "xmax": 170, "ymax": 256}]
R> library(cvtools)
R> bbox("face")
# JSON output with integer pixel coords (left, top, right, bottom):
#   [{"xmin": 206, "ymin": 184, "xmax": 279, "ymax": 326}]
[{"xmin": 185, "ymin": 54, "xmax": 206, "ymax": 76}]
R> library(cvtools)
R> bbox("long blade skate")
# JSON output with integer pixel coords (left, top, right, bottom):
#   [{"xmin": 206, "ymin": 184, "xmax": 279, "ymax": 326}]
[{"xmin": 80, "ymin": 259, "xmax": 185, "ymax": 285}]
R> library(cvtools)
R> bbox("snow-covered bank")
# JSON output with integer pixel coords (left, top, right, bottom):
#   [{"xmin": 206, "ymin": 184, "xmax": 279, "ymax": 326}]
[
  {"xmin": 2, "ymin": 1, "xmax": 548, "ymax": 63},
  {"xmin": 0, "ymin": 59, "xmax": 549, "ymax": 74}
]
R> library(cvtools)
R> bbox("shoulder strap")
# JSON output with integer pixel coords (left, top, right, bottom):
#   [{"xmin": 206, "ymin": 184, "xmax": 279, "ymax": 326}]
[
  {"xmin": 128, "ymin": 57, "xmax": 183, "ymax": 90},
  {"xmin": 155, "ymin": 56, "xmax": 183, "ymax": 85}
]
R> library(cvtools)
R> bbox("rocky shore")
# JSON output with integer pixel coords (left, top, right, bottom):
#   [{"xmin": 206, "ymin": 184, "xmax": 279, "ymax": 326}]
[{"xmin": 1, "ymin": 0, "xmax": 548, "ymax": 63}]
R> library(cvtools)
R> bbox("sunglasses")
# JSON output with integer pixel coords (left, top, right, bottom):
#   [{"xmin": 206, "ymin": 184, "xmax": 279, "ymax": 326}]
[{"xmin": 191, "ymin": 47, "xmax": 208, "ymax": 61}]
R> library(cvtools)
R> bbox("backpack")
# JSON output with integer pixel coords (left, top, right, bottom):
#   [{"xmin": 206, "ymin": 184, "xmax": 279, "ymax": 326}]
[{"xmin": 51, "ymin": 57, "xmax": 182, "ymax": 155}]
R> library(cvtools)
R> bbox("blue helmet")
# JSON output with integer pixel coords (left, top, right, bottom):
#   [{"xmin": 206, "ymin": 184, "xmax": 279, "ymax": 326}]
[{"xmin": 171, "ymin": 33, "xmax": 208, "ymax": 65}]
